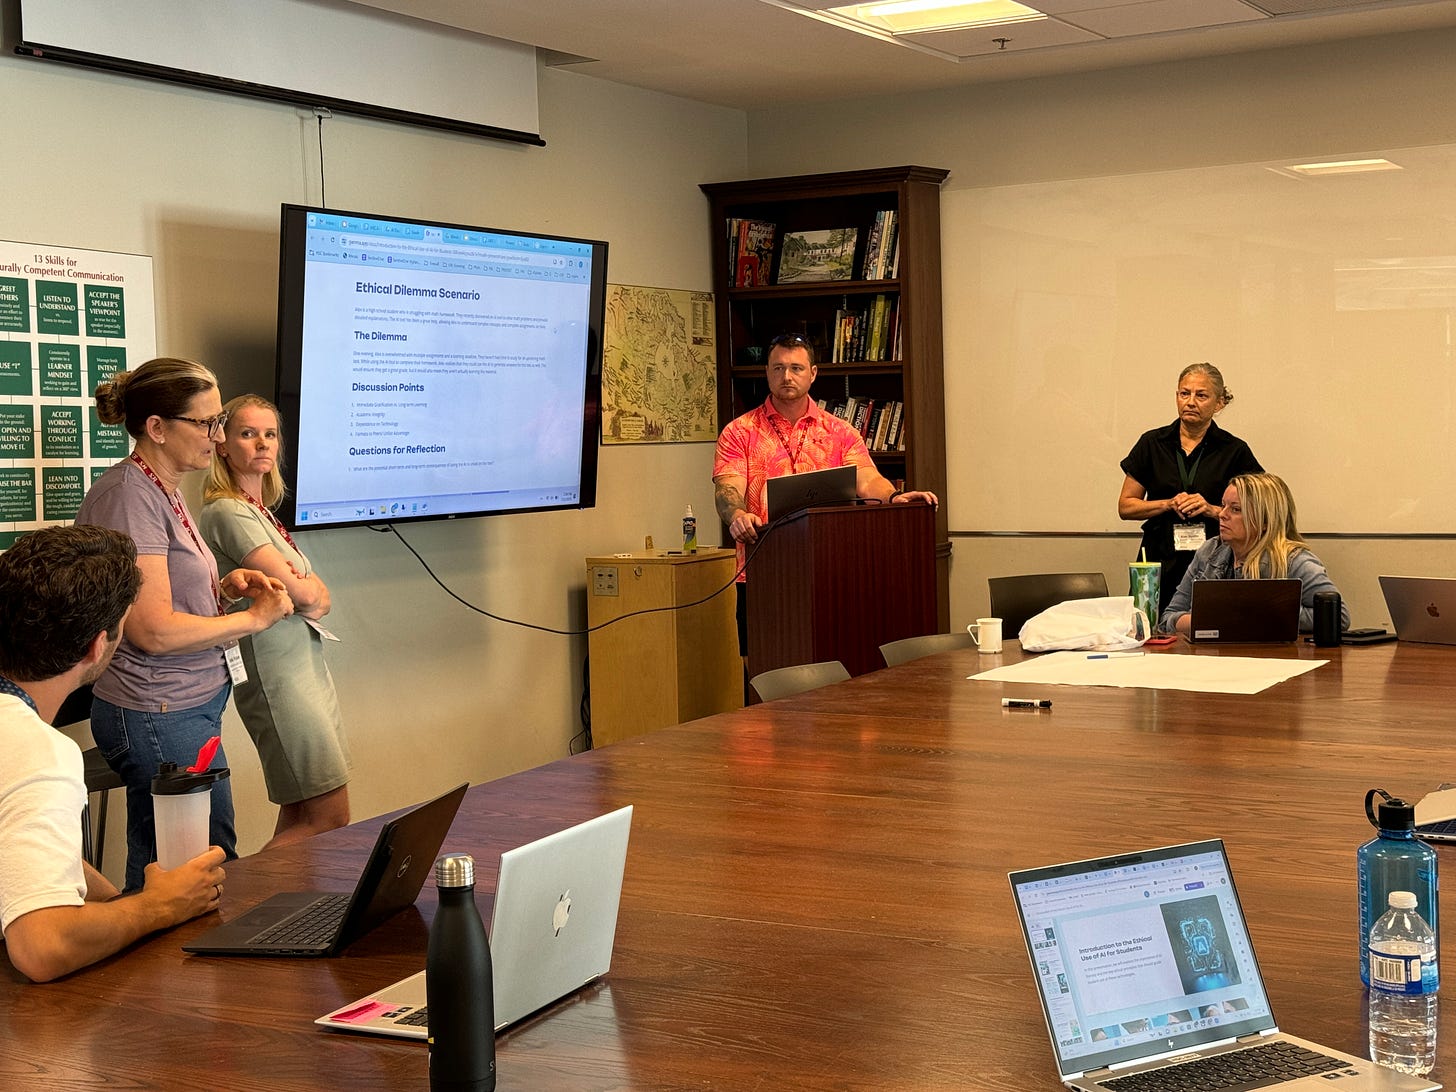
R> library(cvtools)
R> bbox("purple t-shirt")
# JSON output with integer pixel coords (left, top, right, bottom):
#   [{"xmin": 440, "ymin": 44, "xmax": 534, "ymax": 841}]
[{"xmin": 76, "ymin": 459, "xmax": 228, "ymax": 711}]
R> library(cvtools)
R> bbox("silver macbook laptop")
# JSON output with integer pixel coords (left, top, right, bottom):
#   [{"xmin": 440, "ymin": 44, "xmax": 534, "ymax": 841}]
[
  {"xmin": 1010, "ymin": 839, "xmax": 1438, "ymax": 1092},
  {"xmin": 765, "ymin": 465, "xmax": 857, "ymax": 522},
  {"xmin": 1380, "ymin": 576, "xmax": 1456, "ymax": 645},
  {"xmin": 1189, "ymin": 579, "xmax": 1300, "ymax": 643},
  {"xmin": 184, "ymin": 782, "xmax": 467, "ymax": 957},
  {"xmin": 316, "ymin": 805, "xmax": 632, "ymax": 1037}
]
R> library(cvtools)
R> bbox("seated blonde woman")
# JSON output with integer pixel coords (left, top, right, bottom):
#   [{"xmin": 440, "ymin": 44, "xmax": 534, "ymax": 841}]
[{"xmin": 1160, "ymin": 472, "xmax": 1349, "ymax": 636}]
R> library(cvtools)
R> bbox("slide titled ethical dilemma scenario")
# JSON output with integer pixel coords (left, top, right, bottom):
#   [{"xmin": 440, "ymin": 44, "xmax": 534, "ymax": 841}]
[
  {"xmin": 0, "ymin": 240, "xmax": 156, "ymax": 549},
  {"xmin": 290, "ymin": 211, "xmax": 596, "ymax": 527},
  {"xmin": 1020, "ymin": 847, "xmax": 1272, "ymax": 1064}
]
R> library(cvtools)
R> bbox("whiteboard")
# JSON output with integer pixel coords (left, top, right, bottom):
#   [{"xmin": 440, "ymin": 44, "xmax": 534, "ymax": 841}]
[{"xmin": 945, "ymin": 142, "xmax": 1456, "ymax": 534}]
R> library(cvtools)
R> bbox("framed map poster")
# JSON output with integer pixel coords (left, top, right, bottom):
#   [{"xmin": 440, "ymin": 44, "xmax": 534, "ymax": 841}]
[
  {"xmin": 601, "ymin": 284, "xmax": 716, "ymax": 444},
  {"xmin": 0, "ymin": 239, "xmax": 155, "ymax": 548}
]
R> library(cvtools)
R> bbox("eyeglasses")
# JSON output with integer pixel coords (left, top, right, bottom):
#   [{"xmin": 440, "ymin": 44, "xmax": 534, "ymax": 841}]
[
  {"xmin": 168, "ymin": 412, "xmax": 229, "ymax": 439},
  {"xmin": 769, "ymin": 333, "xmax": 810, "ymax": 348}
]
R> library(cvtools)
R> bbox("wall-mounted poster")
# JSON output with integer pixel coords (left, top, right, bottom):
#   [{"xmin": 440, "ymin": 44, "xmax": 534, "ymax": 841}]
[
  {"xmin": 601, "ymin": 284, "xmax": 716, "ymax": 444},
  {"xmin": 0, "ymin": 240, "xmax": 155, "ymax": 548}
]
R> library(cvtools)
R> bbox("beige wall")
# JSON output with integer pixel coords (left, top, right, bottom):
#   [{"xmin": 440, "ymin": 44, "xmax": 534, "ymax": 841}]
[
  {"xmin": 749, "ymin": 27, "xmax": 1456, "ymax": 631},
  {"xmin": 2, "ymin": 47, "xmax": 745, "ymax": 874}
]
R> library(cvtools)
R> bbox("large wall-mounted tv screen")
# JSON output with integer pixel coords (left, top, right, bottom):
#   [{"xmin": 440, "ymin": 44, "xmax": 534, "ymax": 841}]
[{"xmin": 274, "ymin": 203, "xmax": 606, "ymax": 531}]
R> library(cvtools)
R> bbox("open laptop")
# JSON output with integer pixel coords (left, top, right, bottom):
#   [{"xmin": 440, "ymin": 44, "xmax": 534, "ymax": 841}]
[
  {"xmin": 316, "ymin": 804, "xmax": 632, "ymax": 1037},
  {"xmin": 1010, "ymin": 839, "xmax": 1438, "ymax": 1092},
  {"xmin": 765, "ymin": 465, "xmax": 857, "ymax": 522},
  {"xmin": 184, "ymin": 782, "xmax": 467, "ymax": 957},
  {"xmin": 1380, "ymin": 576, "xmax": 1456, "ymax": 645},
  {"xmin": 1189, "ymin": 579, "xmax": 1300, "ymax": 643}
]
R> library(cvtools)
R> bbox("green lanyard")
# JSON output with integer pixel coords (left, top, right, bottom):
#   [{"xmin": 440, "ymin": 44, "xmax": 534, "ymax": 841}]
[{"xmin": 1176, "ymin": 447, "xmax": 1204, "ymax": 495}]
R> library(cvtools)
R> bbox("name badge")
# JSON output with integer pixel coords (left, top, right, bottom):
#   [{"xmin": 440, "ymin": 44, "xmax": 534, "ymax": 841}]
[
  {"xmin": 304, "ymin": 617, "xmax": 341, "ymax": 642},
  {"xmin": 224, "ymin": 641, "xmax": 248, "ymax": 685},
  {"xmin": 1172, "ymin": 521, "xmax": 1207, "ymax": 552}
]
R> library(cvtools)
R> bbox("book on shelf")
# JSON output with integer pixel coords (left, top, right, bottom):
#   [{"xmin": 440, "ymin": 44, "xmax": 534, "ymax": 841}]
[
  {"xmin": 880, "ymin": 213, "xmax": 899, "ymax": 280},
  {"xmin": 872, "ymin": 402, "xmax": 892, "ymax": 451},
  {"xmin": 776, "ymin": 227, "xmax": 858, "ymax": 284},
  {"xmin": 852, "ymin": 399, "xmax": 874, "ymax": 438},
  {"xmin": 868, "ymin": 294, "xmax": 887, "ymax": 361},
  {"xmin": 732, "ymin": 219, "xmax": 775, "ymax": 287},
  {"xmin": 888, "ymin": 401, "xmax": 903, "ymax": 450},
  {"xmin": 859, "ymin": 210, "xmax": 899, "ymax": 281},
  {"xmin": 827, "ymin": 296, "xmax": 898, "ymax": 363}
]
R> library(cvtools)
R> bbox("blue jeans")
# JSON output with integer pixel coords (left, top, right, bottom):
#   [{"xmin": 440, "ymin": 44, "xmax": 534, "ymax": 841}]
[{"xmin": 90, "ymin": 686, "xmax": 237, "ymax": 892}]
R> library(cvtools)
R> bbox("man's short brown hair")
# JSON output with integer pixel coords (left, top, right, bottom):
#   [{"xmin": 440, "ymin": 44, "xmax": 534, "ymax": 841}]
[{"xmin": 0, "ymin": 525, "xmax": 141, "ymax": 682}]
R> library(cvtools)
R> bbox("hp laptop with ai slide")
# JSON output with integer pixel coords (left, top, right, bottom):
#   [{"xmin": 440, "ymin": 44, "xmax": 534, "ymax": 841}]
[
  {"xmin": 765, "ymin": 464, "xmax": 857, "ymax": 522},
  {"xmin": 316, "ymin": 804, "xmax": 633, "ymax": 1038},
  {"xmin": 1380, "ymin": 576, "xmax": 1456, "ymax": 645},
  {"xmin": 1189, "ymin": 579, "xmax": 1301, "ymax": 643},
  {"xmin": 1009, "ymin": 839, "xmax": 1439, "ymax": 1092},
  {"xmin": 184, "ymin": 782, "xmax": 467, "ymax": 957}
]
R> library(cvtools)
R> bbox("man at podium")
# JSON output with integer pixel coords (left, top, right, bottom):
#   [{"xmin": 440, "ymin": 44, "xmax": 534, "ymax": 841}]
[{"xmin": 712, "ymin": 332, "xmax": 937, "ymax": 656}]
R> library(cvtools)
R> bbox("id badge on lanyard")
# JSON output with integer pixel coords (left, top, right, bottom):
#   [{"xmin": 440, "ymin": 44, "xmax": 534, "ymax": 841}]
[
  {"xmin": 224, "ymin": 642, "xmax": 248, "ymax": 684},
  {"xmin": 1173, "ymin": 446, "xmax": 1207, "ymax": 553},
  {"xmin": 1172, "ymin": 521, "xmax": 1207, "ymax": 552}
]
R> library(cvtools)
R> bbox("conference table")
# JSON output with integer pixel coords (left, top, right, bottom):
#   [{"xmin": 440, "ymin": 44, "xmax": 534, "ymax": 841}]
[{"xmin": 4, "ymin": 638, "xmax": 1454, "ymax": 1089}]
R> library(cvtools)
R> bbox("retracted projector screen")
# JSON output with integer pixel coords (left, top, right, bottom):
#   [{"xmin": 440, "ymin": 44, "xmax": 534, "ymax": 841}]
[{"xmin": 12, "ymin": 0, "xmax": 542, "ymax": 145}]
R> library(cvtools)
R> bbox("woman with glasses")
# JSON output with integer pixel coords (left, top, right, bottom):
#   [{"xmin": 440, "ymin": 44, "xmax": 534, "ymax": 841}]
[
  {"xmin": 199, "ymin": 395, "xmax": 351, "ymax": 849},
  {"xmin": 77, "ymin": 358, "xmax": 294, "ymax": 891}
]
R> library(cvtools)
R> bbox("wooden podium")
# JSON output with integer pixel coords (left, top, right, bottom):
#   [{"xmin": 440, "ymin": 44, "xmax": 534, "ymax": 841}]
[
  {"xmin": 586, "ymin": 549, "xmax": 742, "ymax": 747},
  {"xmin": 747, "ymin": 502, "xmax": 937, "ymax": 679}
]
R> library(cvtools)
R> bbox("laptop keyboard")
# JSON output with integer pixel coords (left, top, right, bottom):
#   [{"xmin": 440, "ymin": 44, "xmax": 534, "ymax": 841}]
[
  {"xmin": 1415, "ymin": 817, "xmax": 1456, "ymax": 838},
  {"xmin": 249, "ymin": 893, "xmax": 352, "ymax": 948},
  {"xmin": 1100, "ymin": 1041, "xmax": 1348, "ymax": 1092},
  {"xmin": 396, "ymin": 1007, "xmax": 430, "ymax": 1027}
]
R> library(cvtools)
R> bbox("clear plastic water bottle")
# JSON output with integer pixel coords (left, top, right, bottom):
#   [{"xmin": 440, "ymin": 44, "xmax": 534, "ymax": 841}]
[
  {"xmin": 427, "ymin": 853, "xmax": 495, "ymax": 1091},
  {"xmin": 1358, "ymin": 788, "xmax": 1438, "ymax": 985},
  {"xmin": 682, "ymin": 503, "xmax": 697, "ymax": 553},
  {"xmin": 1368, "ymin": 890, "xmax": 1438, "ymax": 1075}
]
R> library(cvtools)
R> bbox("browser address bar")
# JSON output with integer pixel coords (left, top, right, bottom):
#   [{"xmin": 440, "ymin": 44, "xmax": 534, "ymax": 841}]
[{"xmin": 340, "ymin": 235, "xmax": 540, "ymax": 265}]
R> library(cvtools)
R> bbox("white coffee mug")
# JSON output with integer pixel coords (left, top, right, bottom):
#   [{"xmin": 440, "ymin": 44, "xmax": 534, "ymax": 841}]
[{"xmin": 968, "ymin": 617, "xmax": 1003, "ymax": 654}]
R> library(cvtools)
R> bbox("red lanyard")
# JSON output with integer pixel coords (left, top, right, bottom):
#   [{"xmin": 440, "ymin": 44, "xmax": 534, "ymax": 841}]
[
  {"xmin": 768, "ymin": 412, "xmax": 810, "ymax": 473},
  {"xmin": 243, "ymin": 492, "xmax": 299, "ymax": 555},
  {"xmin": 129, "ymin": 452, "xmax": 225, "ymax": 614}
]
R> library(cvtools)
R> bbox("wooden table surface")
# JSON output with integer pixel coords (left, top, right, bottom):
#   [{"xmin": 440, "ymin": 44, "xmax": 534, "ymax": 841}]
[{"xmin": 3, "ymin": 639, "xmax": 1451, "ymax": 1090}]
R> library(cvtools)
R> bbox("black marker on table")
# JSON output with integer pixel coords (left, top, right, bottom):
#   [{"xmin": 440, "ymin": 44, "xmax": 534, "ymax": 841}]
[{"xmin": 1002, "ymin": 698, "xmax": 1052, "ymax": 710}]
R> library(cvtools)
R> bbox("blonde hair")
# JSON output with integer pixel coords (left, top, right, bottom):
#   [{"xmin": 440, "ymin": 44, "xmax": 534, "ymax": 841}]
[
  {"xmin": 203, "ymin": 394, "xmax": 287, "ymax": 508},
  {"xmin": 1228, "ymin": 472, "xmax": 1304, "ymax": 580},
  {"xmin": 93, "ymin": 357, "xmax": 218, "ymax": 439}
]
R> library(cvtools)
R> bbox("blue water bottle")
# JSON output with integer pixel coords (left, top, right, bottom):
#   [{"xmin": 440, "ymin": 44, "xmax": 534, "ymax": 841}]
[{"xmin": 1358, "ymin": 789, "xmax": 1439, "ymax": 986}]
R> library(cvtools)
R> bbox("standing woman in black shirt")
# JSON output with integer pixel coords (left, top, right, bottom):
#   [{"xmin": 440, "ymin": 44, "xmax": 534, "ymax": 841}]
[{"xmin": 1118, "ymin": 363, "xmax": 1262, "ymax": 611}]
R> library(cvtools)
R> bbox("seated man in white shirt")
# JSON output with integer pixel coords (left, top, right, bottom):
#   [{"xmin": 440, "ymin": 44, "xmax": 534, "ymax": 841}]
[{"xmin": 0, "ymin": 524, "xmax": 226, "ymax": 982}]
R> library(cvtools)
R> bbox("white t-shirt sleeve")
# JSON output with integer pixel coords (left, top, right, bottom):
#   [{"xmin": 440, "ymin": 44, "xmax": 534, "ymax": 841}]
[{"xmin": 0, "ymin": 700, "xmax": 88, "ymax": 934}]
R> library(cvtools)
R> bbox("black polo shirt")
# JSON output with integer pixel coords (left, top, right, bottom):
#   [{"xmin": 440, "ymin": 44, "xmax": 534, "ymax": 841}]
[{"xmin": 1120, "ymin": 419, "xmax": 1261, "ymax": 607}]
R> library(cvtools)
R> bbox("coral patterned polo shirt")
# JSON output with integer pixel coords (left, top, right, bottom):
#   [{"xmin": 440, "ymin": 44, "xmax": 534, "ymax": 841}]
[{"xmin": 712, "ymin": 398, "xmax": 875, "ymax": 582}]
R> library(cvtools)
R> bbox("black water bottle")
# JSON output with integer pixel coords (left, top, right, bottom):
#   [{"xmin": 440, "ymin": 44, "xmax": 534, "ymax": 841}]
[
  {"xmin": 427, "ymin": 853, "xmax": 495, "ymax": 1091},
  {"xmin": 1313, "ymin": 590, "xmax": 1342, "ymax": 647}
]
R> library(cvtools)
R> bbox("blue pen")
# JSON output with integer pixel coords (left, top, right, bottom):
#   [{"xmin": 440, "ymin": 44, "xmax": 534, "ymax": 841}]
[{"xmin": 1087, "ymin": 652, "xmax": 1144, "ymax": 660}]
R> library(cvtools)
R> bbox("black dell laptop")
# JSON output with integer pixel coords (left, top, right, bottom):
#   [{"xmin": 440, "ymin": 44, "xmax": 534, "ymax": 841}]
[{"xmin": 184, "ymin": 782, "xmax": 467, "ymax": 957}]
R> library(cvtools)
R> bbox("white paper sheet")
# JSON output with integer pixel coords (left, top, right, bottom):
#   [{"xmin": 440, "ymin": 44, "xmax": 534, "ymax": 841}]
[{"xmin": 969, "ymin": 651, "xmax": 1325, "ymax": 695}]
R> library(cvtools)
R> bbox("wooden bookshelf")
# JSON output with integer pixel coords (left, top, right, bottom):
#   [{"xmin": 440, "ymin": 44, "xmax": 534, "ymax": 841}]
[{"xmin": 701, "ymin": 165, "xmax": 951, "ymax": 628}]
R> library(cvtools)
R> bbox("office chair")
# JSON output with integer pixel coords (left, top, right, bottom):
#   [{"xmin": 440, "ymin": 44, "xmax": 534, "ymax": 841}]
[
  {"xmin": 749, "ymin": 660, "xmax": 850, "ymax": 702},
  {"xmin": 987, "ymin": 572, "xmax": 1109, "ymax": 640},
  {"xmin": 51, "ymin": 684, "xmax": 122, "ymax": 870},
  {"xmin": 879, "ymin": 631, "xmax": 976, "ymax": 668}
]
